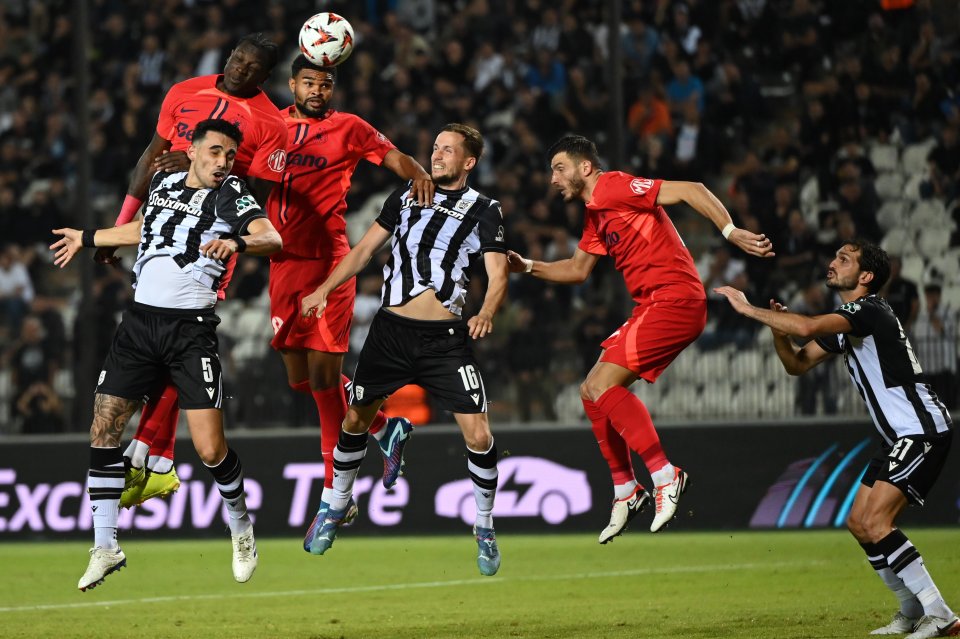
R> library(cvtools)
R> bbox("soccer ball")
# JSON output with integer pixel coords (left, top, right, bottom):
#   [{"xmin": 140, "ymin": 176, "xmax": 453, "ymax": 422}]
[{"xmin": 298, "ymin": 12, "xmax": 355, "ymax": 67}]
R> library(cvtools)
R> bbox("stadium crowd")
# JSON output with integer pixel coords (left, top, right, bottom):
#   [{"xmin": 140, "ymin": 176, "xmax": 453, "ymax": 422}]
[{"xmin": 0, "ymin": 0, "xmax": 958, "ymax": 432}]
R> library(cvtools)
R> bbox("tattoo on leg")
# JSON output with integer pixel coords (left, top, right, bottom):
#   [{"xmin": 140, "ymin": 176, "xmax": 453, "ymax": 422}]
[{"xmin": 91, "ymin": 394, "xmax": 140, "ymax": 447}]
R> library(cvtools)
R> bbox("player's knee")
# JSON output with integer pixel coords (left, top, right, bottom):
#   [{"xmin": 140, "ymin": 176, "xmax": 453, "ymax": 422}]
[
  {"xmin": 580, "ymin": 379, "xmax": 603, "ymax": 403},
  {"xmin": 465, "ymin": 430, "xmax": 492, "ymax": 452},
  {"xmin": 195, "ymin": 441, "xmax": 227, "ymax": 466},
  {"xmin": 845, "ymin": 513, "xmax": 865, "ymax": 540}
]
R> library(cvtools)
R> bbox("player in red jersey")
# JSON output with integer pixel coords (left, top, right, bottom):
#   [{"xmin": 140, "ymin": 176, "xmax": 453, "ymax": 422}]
[
  {"xmin": 266, "ymin": 55, "xmax": 434, "ymax": 544},
  {"xmin": 95, "ymin": 34, "xmax": 288, "ymax": 507},
  {"xmin": 507, "ymin": 135, "xmax": 774, "ymax": 539}
]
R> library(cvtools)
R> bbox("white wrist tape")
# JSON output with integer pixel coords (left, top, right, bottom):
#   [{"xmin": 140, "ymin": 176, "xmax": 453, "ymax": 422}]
[
  {"xmin": 721, "ymin": 223, "xmax": 736, "ymax": 240},
  {"xmin": 522, "ymin": 258, "xmax": 533, "ymax": 273}
]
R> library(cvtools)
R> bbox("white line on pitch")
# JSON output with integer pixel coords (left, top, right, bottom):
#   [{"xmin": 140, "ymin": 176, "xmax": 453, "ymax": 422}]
[{"xmin": 0, "ymin": 560, "xmax": 823, "ymax": 614}]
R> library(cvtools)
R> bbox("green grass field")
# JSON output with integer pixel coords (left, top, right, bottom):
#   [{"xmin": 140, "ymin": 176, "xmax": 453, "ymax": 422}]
[{"xmin": 1, "ymin": 530, "xmax": 958, "ymax": 639}]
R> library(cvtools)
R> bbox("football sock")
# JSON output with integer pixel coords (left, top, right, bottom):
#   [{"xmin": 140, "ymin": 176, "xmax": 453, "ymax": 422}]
[
  {"xmin": 583, "ymin": 398, "xmax": 636, "ymax": 488},
  {"xmin": 142, "ymin": 382, "xmax": 180, "ymax": 467},
  {"xmin": 312, "ymin": 384, "xmax": 348, "ymax": 490},
  {"xmin": 204, "ymin": 448, "xmax": 251, "ymax": 536},
  {"xmin": 651, "ymin": 463, "xmax": 677, "ymax": 488},
  {"xmin": 595, "ymin": 386, "xmax": 671, "ymax": 477},
  {"xmin": 860, "ymin": 541, "xmax": 923, "ymax": 618},
  {"xmin": 123, "ymin": 439, "xmax": 148, "ymax": 469},
  {"xmin": 341, "ymin": 374, "xmax": 388, "ymax": 437},
  {"xmin": 88, "ymin": 446, "xmax": 124, "ymax": 550},
  {"xmin": 877, "ymin": 529, "xmax": 954, "ymax": 619},
  {"xmin": 467, "ymin": 440, "xmax": 498, "ymax": 530},
  {"xmin": 147, "ymin": 455, "xmax": 173, "ymax": 474},
  {"xmin": 331, "ymin": 430, "xmax": 368, "ymax": 511}
]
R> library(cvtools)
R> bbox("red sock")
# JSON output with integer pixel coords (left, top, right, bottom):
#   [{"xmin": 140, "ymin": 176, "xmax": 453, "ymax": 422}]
[
  {"xmin": 312, "ymin": 385, "xmax": 348, "ymax": 489},
  {"xmin": 140, "ymin": 382, "xmax": 179, "ymax": 457},
  {"xmin": 291, "ymin": 380, "xmax": 311, "ymax": 395},
  {"xmin": 583, "ymin": 398, "xmax": 636, "ymax": 485},
  {"xmin": 340, "ymin": 373, "xmax": 388, "ymax": 435},
  {"xmin": 594, "ymin": 386, "xmax": 669, "ymax": 475}
]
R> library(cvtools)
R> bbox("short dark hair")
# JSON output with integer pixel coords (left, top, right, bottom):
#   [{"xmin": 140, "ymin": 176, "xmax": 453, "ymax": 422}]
[
  {"xmin": 235, "ymin": 33, "xmax": 280, "ymax": 71},
  {"xmin": 193, "ymin": 119, "xmax": 243, "ymax": 146},
  {"xmin": 547, "ymin": 134, "xmax": 602, "ymax": 168},
  {"xmin": 441, "ymin": 123, "xmax": 484, "ymax": 159},
  {"xmin": 844, "ymin": 239, "xmax": 890, "ymax": 294},
  {"xmin": 291, "ymin": 54, "xmax": 337, "ymax": 81}
]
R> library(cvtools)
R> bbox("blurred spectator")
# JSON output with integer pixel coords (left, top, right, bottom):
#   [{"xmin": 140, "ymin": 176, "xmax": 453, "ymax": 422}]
[
  {"xmin": 927, "ymin": 125, "xmax": 959, "ymax": 203},
  {"xmin": 665, "ymin": 59, "xmax": 704, "ymax": 118},
  {"xmin": 0, "ymin": 243, "xmax": 33, "ymax": 335},
  {"xmin": 5, "ymin": 315, "xmax": 58, "ymax": 427},
  {"xmin": 506, "ymin": 306, "xmax": 556, "ymax": 422},
  {"xmin": 698, "ymin": 245, "xmax": 757, "ymax": 349},
  {"xmin": 912, "ymin": 283, "xmax": 958, "ymax": 409},
  {"xmin": 882, "ymin": 255, "xmax": 920, "ymax": 332}
]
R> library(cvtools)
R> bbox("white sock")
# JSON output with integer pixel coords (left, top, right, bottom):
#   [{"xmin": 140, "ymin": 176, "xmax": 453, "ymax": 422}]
[
  {"xmin": 468, "ymin": 440, "xmax": 498, "ymax": 530},
  {"xmin": 204, "ymin": 449, "xmax": 251, "ymax": 536},
  {"xmin": 147, "ymin": 455, "xmax": 173, "ymax": 474},
  {"xmin": 124, "ymin": 439, "xmax": 149, "ymax": 469},
  {"xmin": 651, "ymin": 463, "xmax": 676, "ymax": 488},
  {"xmin": 330, "ymin": 431, "xmax": 367, "ymax": 510},
  {"xmin": 614, "ymin": 480, "xmax": 639, "ymax": 500}
]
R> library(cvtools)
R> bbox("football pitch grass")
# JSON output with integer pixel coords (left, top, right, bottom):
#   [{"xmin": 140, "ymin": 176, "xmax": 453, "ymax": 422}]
[{"xmin": 1, "ymin": 530, "xmax": 958, "ymax": 639}]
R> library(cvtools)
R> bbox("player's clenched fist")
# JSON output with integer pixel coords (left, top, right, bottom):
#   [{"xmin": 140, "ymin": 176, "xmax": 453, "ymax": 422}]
[
  {"xmin": 200, "ymin": 238, "xmax": 240, "ymax": 260},
  {"xmin": 300, "ymin": 288, "xmax": 328, "ymax": 318}
]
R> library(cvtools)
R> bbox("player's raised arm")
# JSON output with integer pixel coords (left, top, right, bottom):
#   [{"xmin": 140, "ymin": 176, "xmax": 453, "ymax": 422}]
[
  {"xmin": 301, "ymin": 222, "xmax": 392, "ymax": 318},
  {"xmin": 656, "ymin": 181, "xmax": 775, "ymax": 258},
  {"xmin": 382, "ymin": 149, "xmax": 434, "ymax": 206},
  {"xmin": 200, "ymin": 217, "xmax": 282, "ymax": 259},
  {"xmin": 507, "ymin": 247, "xmax": 600, "ymax": 284}
]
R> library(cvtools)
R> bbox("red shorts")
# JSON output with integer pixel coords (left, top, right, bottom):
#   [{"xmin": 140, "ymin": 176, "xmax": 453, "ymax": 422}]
[
  {"xmin": 600, "ymin": 298, "xmax": 707, "ymax": 382},
  {"xmin": 269, "ymin": 254, "xmax": 356, "ymax": 353}
]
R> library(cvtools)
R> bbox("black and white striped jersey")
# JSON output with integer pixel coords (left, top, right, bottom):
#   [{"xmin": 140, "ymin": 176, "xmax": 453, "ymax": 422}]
[
  {"xmin": 375, "ymin": 182, "xmax": 506, "ymax": 316},
  {"xmin": 816, "ymin": 295, "xmax": 952, "ymax": 444},
  {"xmin": 132, "ymin": 171, "xmax": 265, "ymax": 305}
]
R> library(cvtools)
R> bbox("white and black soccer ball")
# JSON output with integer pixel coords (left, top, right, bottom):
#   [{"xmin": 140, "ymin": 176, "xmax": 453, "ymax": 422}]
[{"xmin": 298, "ymin": 12, "xmax": 355, "ymax": 67}]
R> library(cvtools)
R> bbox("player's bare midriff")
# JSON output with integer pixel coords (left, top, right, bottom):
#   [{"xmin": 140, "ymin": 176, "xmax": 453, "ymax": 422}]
[{"xmin": 387, "ymin": 289, "xmax": 458, "ymax": 321}]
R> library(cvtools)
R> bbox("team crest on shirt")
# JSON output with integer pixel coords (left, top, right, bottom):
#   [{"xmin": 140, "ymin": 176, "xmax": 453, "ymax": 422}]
[
  {"xmin": 630, "ymin": 178, "xmax": 654, "ymax": 195},
  {"xmin": 839, "ymin": 302, "xmax": 861, "ymax": 314},
  {"xmin": 454, "ymin": 199, "xmax": 472, "ymax": 213}
]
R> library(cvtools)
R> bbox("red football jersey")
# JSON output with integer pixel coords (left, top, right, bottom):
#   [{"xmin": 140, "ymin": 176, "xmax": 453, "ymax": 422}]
[
  {"xmin": 156, "ymin": 74, "xmax": 287, "ymax": 181},
  {"xmin": 578, "ymin": 171, "xmax": 705, "ymax": 304},
  {"xmin": 266, "ymin": 108, "xmax": 396, "ymax": 259}
]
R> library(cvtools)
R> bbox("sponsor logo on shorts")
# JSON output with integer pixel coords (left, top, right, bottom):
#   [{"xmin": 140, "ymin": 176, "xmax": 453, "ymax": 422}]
[
  {"xmin": 97, "ymin": 370, "xmax": 106, "ymax": 386},
  {"xmin": 271, "ymin": 316, "xmax": 283, "ymax": 334}
]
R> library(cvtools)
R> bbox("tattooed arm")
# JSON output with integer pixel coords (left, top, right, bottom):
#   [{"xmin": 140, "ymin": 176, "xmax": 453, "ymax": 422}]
[{"xmin": 90, "ymin": 394, "xmax": 141, "ymax": 447}]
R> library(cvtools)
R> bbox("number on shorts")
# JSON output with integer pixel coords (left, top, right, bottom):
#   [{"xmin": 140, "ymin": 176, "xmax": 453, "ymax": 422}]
[
  {"xmin": 457, "ymin": 365, "xmax": 480, "ymax": 391},
  {"xmin": 890, "ymin": 438, "xmax": 914, "ymax": 461},
  {"xmin": 201, "ymin": 357, "xmax": 214, "ymax": 383}
]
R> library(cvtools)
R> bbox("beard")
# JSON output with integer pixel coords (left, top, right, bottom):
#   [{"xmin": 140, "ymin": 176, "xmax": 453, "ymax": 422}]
[
  {"xmin": 825, "ymin": 274, "xmax": 857, "ymax": 290},
  {"xmin": 297, "ymin": 99, "xmax": 327, "ymax": 118},
  {"xmin": 563, "ymin": 175, "xmax": 586, "ymax": 200}
]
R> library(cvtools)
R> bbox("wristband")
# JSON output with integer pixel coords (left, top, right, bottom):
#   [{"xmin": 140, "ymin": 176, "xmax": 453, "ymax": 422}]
[
  {"xmin": 522, "ymin": 258, "xmax": 533, "ymax": 273},
  {"xmin": 721, "ymin": 223, "xmax": 736, "ymax": 240},
  {"xmin": 81, "ymin": 229, "xmax": 97, "ymax": 248},
  {"xmin": 233, "ymin": 235, "xmax": 247, "ymax": 253}
]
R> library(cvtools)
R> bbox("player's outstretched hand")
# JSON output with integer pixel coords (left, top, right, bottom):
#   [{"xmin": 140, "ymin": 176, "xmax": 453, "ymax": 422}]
[
  {"xmin": 50, "ymin": 228, "xmax": 83, "ymax": 268},
  {"xmin": 199, "ymin": 238, "xmax": 239, "ymax": 260},
  {"xmin": 728, "ymin": 228, "xmax": 775, "ymax": 258},
  {"xmin": 712, "ymin": 285, "xmax": 754, "ymax": 315},
  {"xmin": 93, "ymin": 246, "xmax": 122, "ymax": 268},
  {"xmin": 153, "ymin": 150, "xmax": 190, "ymax": 173},
  {"xmin": 505, "ymin": 250, "xmax": 531, "ymax": 273},
  {"xmin": 301, "ymin": 288, "xmax": 328, "ymax": 319},
  {"xmin": 411, "ymin": 174, "xmax": 435, "ymax": 207},
  {"xmin": 467, "ymin": 310, "xmax": 494, "ymax": 340}
]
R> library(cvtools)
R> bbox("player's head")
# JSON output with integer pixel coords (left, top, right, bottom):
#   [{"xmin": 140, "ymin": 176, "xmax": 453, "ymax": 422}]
[
  {"xmin": 547, "ymin": 135, "xmax": 602, "ymax": 202},
  {"xmin": 222, "ymin": 33, "xmax": 280, "ymax": 95},
  {"xmin": 290, "ymin": 55, "xmax": 337, "ymax": 118},
  {"xmin": 187, "ymin": 119, "xmax": 243, "ymax": 188},
  {"xmin": 431, "ymin": 123, "xmax": 484, "ymax": 189},
  {"xmin": 827, "ymin": 240, "xmax": 890, "ymax": 295}
]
